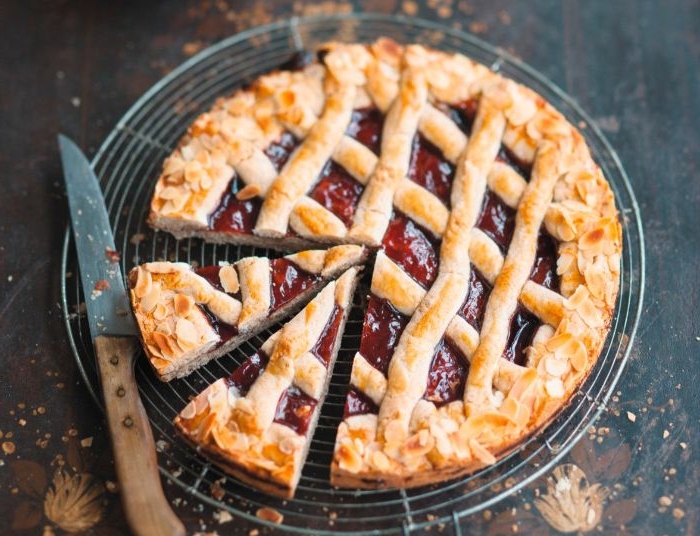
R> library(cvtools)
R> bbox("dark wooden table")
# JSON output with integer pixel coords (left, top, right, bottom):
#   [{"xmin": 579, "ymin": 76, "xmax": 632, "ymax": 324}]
[{"xmin": 1, "ymin": 1, "xmax": 698, "ymax": 534}]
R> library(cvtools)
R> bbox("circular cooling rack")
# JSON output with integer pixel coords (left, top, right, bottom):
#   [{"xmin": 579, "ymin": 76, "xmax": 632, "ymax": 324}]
[{"xmin": 61, "ymin": 13, "xmax": 645, "ymax": 534}]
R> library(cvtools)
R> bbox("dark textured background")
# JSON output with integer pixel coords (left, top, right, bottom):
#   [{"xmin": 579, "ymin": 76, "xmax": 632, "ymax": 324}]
[{"xmin": 1, "ymin": 1, "xmax": 698, "ymax": 534}]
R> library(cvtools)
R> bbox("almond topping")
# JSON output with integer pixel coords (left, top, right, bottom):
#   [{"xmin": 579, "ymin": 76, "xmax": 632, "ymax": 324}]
[
  {"xmin": 175, "ymin": 317, "xmax": 199, "ymax": 347},
  {"xmin": 545, "ymin": 378, "xmax": 565, "ymax": 398},
  {"xmin": 235, "ymin": 184, "xmax": 261, "ymax": 201},
  {"xmin": 371, "ymin": 450, "xmax": 391, "ymax": 471},
  {"xmin": 179, "ymin": 401, "xmax": 197, "ymax": 420},
  {"xmin": 134, "ymin": 267, "xmax": 153, "ymax": 298},
  {"xmin": 219, "ymin": 265, "xmax": 240, "ymax": 294},
  {"xmin": 173, "ymin": 293, "xmax": 194, "ymax": 317}
]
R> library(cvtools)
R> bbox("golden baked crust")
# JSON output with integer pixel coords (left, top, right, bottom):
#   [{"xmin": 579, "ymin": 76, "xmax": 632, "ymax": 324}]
[
  {"xmin": 149, "ymin": 38, "xmax": 621, "ymax": 494},
  {"xmin": 128, "ymin": 245, "xmax": 365, "ymax": 381},
  {"xmin": 174, "ymin": 269, "xmax": 360, "ymax": 498}
]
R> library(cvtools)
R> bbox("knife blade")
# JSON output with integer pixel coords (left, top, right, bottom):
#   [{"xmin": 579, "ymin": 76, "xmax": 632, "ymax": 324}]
[{"xmin": 59, "ymin": 134, "xmax": 185, "ymax": 536}]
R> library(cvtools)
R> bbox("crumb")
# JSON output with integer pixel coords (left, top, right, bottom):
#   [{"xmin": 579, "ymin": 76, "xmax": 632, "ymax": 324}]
[
  {"xmin": 216, "ymin": 510, "xmax": 233, "ymax": 524},
  {"xmin": 659, "ymin": 496, "xmax": 672, "ymax": 507},
  {"xmin": 402, "ymin": 0, "xmax": 418, "ymax": 15},
  {"xmin": 672, "ymin": 508, "xmax": 685, "ymax": 519},
  {"xmin": 18, "ymin": 419, "xmax": 26, "ymax": 426},
  {"xmin": 81, "ymin": 436, "xmax": 93, "ymax": 447},
  {"xmin": 469, "ymin": 21, "xmax": 488, "ymax": 34},
  {"xmin": 663, "ymin": 430, "xmax": 670, "ymax": 439},
  {"xmin": 256, "ymin": 507, "xmax": 283, "ymax": 524},
  {"xmin": 497, "ymin": 10, "xmax": 512, "ymax": 25},
  {"xmin": 68, "ymin": 428, "xmax": 78, "ymax": 437},
  {"xmin": 71, "ymin": 97, "xmax": 81, "ymax": 107},
  {"xmin": 106, "ymin": 480, "xmax": 118, "ymax": 493},
  {"xmin": 105, "ymin": 248, "xmax": 121, "ymax": 262},
  {"xmin": 2, "ymin": 441, "xmax": 16, "ymax": 454},
  {"xmin": 248, "ymin": 530, "xmax": 259, "ymax": 536},
  {"xmin": 37, "ymin": 407, "xmax": 46, "ymax": 415},
  {"xmin": 679, "ymin": 442, "xmax": 687, "ymax": 449},
  {"xmin": 7, "ymin": 275, "xmax": 12, "ymax": 282},
  {"xmin": 94, "ymin": 279, "xmax": 110, "ymax": 291},
  {"xmin": 210, "ymin": 478, "xmax": 225, "ymax": 501},
  {"xmin": 626, "ymin": 411, "xmax": 636, "ymax": 422},
  {"xmin": 183, "ymin": 41, "xmax": 204, "ymax": 57},
  {"xmin": 130, "ymin": 233, "xmax": 147, "ymax": 245},
  {"xmin": 156, "ymin": 439, "xmax": 169, "ymax": 452}
]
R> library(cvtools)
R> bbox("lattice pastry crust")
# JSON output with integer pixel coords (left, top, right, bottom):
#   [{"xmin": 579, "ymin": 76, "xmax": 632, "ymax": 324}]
[
  {"xmin": 148, "ymin": 39, "xmax": 621, "ymax": 492},
  {"xmin": 175, "ymin": 268, "xmax": 360, "ymax": 498},
  {"xmin": 128, "ymin": 245, "xmax": 365, "ymax": 381}
]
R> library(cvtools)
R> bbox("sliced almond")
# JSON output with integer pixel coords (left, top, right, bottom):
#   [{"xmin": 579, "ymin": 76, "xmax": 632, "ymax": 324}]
[
  {"xmin": 173, "ymin": 293, "xmax": 194, "ymax": 317},
  {"xmin": 175, "ymin": 317, "xmax": 199, "ymax": 347},
  {"xmin": 219, "ymin": 265, "xmax": 240, "ymax": 294}
]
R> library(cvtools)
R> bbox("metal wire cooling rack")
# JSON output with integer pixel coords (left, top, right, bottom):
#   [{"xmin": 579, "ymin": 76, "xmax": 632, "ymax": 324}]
[{"xmin": 61, "ymin": 13, "xmax": 645, "ymax": 534}]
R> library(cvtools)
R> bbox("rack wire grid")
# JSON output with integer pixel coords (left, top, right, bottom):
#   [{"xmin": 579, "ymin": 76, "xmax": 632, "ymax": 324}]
[{"xmin": 61, "ymin": 13, "xmax": 645, "ymax": 534}]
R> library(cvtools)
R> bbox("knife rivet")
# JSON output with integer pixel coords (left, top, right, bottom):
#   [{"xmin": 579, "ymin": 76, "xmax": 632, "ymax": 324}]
[
  {"xmin": 117, "ymin": 387, "xmax": 126, "ymax": 397},
  {"xmin": 110, "ymin": 355, "xmax": 119, "ymax": 365},
  {"xmin": 123, "ymin": 416, "xmax": 133, "ymax": 428}
]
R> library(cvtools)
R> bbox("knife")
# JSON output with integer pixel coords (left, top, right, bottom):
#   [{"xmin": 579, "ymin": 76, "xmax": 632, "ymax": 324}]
[{"xmin": 59, "ymin": 134, "xmax": 185, "ymax": 536}]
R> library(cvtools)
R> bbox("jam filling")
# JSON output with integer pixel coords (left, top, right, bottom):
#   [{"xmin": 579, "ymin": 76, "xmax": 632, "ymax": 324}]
[
  {"xmin": 408, "ymin": 134, "xmax": 455, "ymax": 206},
  {"xmin": 308, "ymin": 161, "xmax": 364, "ymax": 228},
  {"xmin": 531, "ymin": 230, "xmax": 559, "ymax": 290},
  {"xmin": 358, "ymin": 295, "xmax": 409, "ymax": 376},
  {"xmin": 194, "ymin": 266, "xmax": 228, "ymax": 294},
  {"xmin": 227, "ymin": 350, "xmax": 269, "ymax": 395},
  {"xmin": 273, "ymin": 385, "xmax": 318, "ymax": 436},
  {"xmin": 310, "ymin": 305, "xmax": 343, "ymax": 367},
  {"xmin": 344, "ymin": 386, "xmax": 379, "ymax": 418},
  {"xmin": 382, "ymin": 212, "xmax": 440, "ymax": 288},
  {"xmin": 345, "ymin": 107, "xmax": 383, "ymax": 155},
  {"xmin": 503, "ymin": 307, "xmax": 540, "ymax": 366},
  {"xmin": 199, "ymin": 304, "xmax": 238, "ymax": 345},
  {"xmin": 269, "ymin": 258, "xmax": 320, "ymax": 309},
  {"xmin": 423, "ymin": 338, "xmax": 469, "ymax": 406},
  {"xmin": 458, "ymin": 268, "xmax": 492, "ymax": 331},
  {"xmin": 208, "ymin": 132, "xmax": 298, "ymax": 234},
  {"xmin": 476, "ymin": 189, "xmax": 516, "ymax": 253},
  {"xmin": 446, "ymin": 99, "xmax": 479, "ymax": 135},
  {"xmin": 496, "ymin": 145, "xmax": 532, "ymax": 180}
]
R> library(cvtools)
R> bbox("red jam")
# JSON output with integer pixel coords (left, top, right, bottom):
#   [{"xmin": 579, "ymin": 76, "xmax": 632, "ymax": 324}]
[
  {"xmin": 346, "ymin": 107, "xmax": 383, "ymax": 155},
  {"xmin": 408, "ymin": 134, "xmax": 455, "ymax": 206},
  {"xmin": 446, "ymin": 99, "xmax": 479, "ymax": 135},
  {"xmin": 208, "ymin": 132, "xmax": 298, "ymax": 233},
  {"xmin": 358, "ymin": 295, "xmax": 409, "ymax": 375},
  {"xmin": 423, "ymin": 338, "xmax": 469, "ymax": 406},
  {"xmin": 273, "ymin": 385, "xmax": 318, "ymax": 435},
  {"xmin": 343, "ymin": 386, "xmax": 379, "ymax": 418},
  {"xmin": 496, "ymin": 145, "xmax": 532, "ymax": 180},
  {"xmin": 199, "ymin": 304, "xmax": 239, "ymax": 344},
  {"xmin": 502, "ymin": 307, "xmax": 539, "ymax": 366},
  {"xmin": 476, "ymin": 189, "xmax": 516, "ymax": 253},
  {"xmin": 228, "ymin": 350, "xmax": 269, "ymax": 394},
  {"xmin": 269, "ymin": 258, "xmax": 320, "ymax": 309},
  {"xmin": 264, "ymin": 131, "xmax": 299, "ymax": 171},
  {"xmin": 209, "ymin": 182, "xmax": 262, "ymax": 234},
  {"xmin": 310, "ymin": 305, "xmax": 343, "ymax": 367},
  {"xmin": 382, "ymin": 212, "xmax": 440, "ymax": 288},
  {"xmin": 194, "ymin": 266, "xmax": 227, "ymax": 294},
  {"xmin": 458, "ymin": 268, "xmax": 492, "ymax": 331},
  {"xmin": 308, "ymin": 161, "xmax": 364, "ymax": 227},
  {"xmin": 531, "ymin": 230, "xmax": 559, "ymax": 290}
]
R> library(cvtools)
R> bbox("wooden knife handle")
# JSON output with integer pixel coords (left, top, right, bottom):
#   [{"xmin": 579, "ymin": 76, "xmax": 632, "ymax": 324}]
[{"xmin": 94, "ymin": 336, "xmax": 185, "ymax": 536}]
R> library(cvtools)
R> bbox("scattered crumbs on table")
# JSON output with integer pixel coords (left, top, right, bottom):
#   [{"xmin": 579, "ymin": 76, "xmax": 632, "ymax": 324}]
[
  {"xmin": 256, "ymin": 507, "xmax": 283, "ymax": 524},
  {"xmin": 626, "ymin": 411, "xmax": 636, "ymax": 422},
  {"xmin": 658, "ymin": 496, "xmax": 672, "ymax": 507},
  {"xmin": 80, "ymin": 436, "xmax": 93, "ymax": 447},
  {"xmin": 71, "ymin": 96, "xmax": 81, "ymax": 107},
  {"xmin": 663, "ymin": 430, "xmax": 670, "ymax": 439},
  {"xmin": 679, "ymin": 442, "xmax": 687, "ymax": 449},
  {"xmin": 2, "ymin": 441, "xmax": 16, "ymax": 454},
  {"xmin": 673, "ymin": 508, "xmax": 685, "ymax": 519},
  {"xmin": 216, "ymin": 509, "xmax": 233, "ymax": 524}
]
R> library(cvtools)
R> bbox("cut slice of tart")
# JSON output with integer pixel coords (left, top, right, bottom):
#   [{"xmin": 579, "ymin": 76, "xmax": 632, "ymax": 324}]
[
  {"xmin": 174, "ymin": 267, "xmax": 359, "ymax": 498},
  {"xmin": 128, "ymin": 245, "xmax": 365, "ymax": 381}
]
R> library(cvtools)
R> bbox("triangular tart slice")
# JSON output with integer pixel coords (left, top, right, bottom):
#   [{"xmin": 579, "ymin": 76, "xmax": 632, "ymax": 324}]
[
  {"xmin": 175, "ymin": 267, "xmax": 359, "ymax": 498},
  {"xmin": 128, "ymin": 245, "xmax": 365, "ymax": 381}
]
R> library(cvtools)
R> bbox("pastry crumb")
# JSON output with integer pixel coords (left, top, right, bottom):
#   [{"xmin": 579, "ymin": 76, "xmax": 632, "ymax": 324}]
[
  {"xmin": 626, "ymin": 411, "xmax": 636, "ymax": 422},
  {"xmin": 679, "ymin": 442, "xmax": 687, "ymax": 449},
  {"xmin": 71, "ymin": 97, "xmax": 81, "ymax": 107},
  {"xmin": 215, "ymin": 510, "xmax": 233, "ymax": 524},
  {"xmin": 658, "ymin": 496, "xmax": 672, "ymax": 507},
  {"xmin": 256, "ymin": 507, "xmax": 283, "ymax": 524},
  {"xmin": 81, "ymin": 436, "xmax": 93, "ymax": 447},
  {"xmin": 672, "ymin": 508, "xmax": 685, "ymax": 519},
  {"xmin": 663, "ymin": 430, "xmax": 670, "ymax": 439}
]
